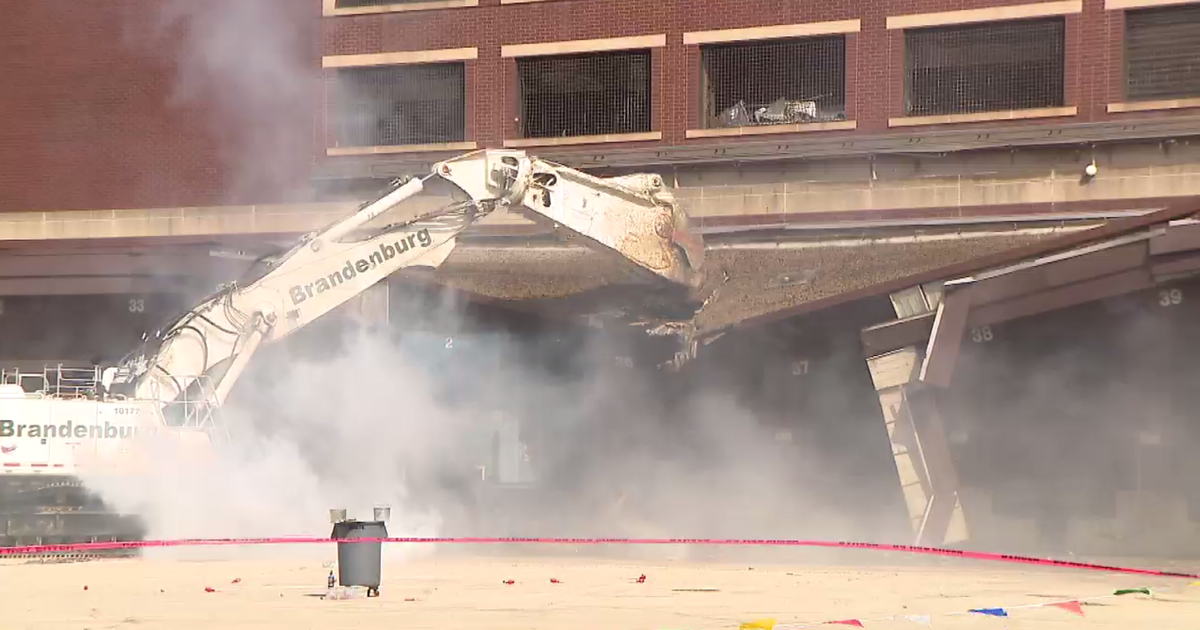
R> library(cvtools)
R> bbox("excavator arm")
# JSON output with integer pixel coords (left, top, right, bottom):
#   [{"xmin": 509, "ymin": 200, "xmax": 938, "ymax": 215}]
[{"xmin": 106, "ymin": 149, "xmax": 705, "ymax": 418}]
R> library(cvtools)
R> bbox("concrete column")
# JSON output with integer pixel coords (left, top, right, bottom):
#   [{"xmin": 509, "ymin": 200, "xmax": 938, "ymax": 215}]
[
  {"xmin": 346, "ymin": 280, "xmax": 390, "ymax": 328},
  {"xmin": 868, "ymin": 347, "xmax": 969, "ymax": 546}
]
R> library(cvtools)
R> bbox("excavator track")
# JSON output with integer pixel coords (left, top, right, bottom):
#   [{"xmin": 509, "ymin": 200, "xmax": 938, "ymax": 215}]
[{"xmin": 1, "ymin": 475, "xmax": 146, "ymax": 558}]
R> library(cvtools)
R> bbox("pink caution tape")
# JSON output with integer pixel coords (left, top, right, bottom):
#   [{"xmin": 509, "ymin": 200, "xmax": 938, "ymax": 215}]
[{"xmin": 1, "ymin": 536, "xmax": 1195, "ymax": 579}]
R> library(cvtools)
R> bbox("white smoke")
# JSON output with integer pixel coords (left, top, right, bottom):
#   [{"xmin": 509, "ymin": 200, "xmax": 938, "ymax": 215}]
[{"xmin": 144, "ymin": 0, "xmax": 319, "ymax": 203}]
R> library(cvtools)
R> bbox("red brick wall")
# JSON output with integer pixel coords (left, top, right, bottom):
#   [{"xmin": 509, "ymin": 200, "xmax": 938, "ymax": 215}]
[
  {"xmin": 0, "ymin": 0, "xmax": 319, "ymax": 213},
  {"xmin": 322, "ymin": 0, "xmax": 1188, "ymax": 153},
  {"xmin": 1, "ymin": 0, "xmax": 1192, "ymax": 214}
]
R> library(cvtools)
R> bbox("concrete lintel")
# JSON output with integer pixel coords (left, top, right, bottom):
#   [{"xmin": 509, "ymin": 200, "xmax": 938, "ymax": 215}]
[{"xmin": 0, "ymin": 276, "xmax": 197, "ymax": 296}]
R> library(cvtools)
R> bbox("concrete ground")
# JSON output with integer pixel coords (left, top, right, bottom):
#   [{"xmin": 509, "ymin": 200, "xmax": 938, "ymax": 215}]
[{"xmin": 2, "ymin": 552, "xmax": 1198, "ymax": 630}]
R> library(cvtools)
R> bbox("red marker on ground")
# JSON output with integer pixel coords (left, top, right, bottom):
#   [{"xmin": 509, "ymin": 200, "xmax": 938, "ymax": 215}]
[
  {"xmin": 204, "ymin": 587, "xmax": 216, "ymax": 593},
  {"xmin": 636, "ymin": 574, "xmax": 647, "ymax": 583},
  {"xmin": 502, "ymin": 580, "xmax": 515, "ymax": 585}
]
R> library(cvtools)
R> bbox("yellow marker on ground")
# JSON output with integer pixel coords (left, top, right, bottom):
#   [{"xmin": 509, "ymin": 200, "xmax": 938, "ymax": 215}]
[{"xmin": 740, "ymin": 619, "xmax": 777, "ymax": 630}]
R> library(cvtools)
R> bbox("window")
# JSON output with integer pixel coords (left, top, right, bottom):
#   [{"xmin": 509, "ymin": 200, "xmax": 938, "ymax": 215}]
[
  {"xmin": 332, "ymin": 62, "xmax": 466, "ymax": 148},
  {"xmin": 701, "ymin": 35, "xmax": 846, "ymax": 129},
  {"xmin": 516, "ymin": 49, "xmax": 652, "ymax": 139},
  {"xmin": 1124, "ymin": 5, "xmax": 1200, "ymax": 102},
  {"xmin": 904, "ymin": 17, "xmax": 1065, "ymax": 117}
]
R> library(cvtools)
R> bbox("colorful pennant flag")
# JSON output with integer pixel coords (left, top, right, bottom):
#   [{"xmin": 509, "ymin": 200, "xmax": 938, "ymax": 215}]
[
  {"xmin": 747, "ymin": 583, "xmax": 1176, "ymax": 629},
  {"xmin": 1047, "ymin": 600, "xmax": 1085, "ymax": 616}
]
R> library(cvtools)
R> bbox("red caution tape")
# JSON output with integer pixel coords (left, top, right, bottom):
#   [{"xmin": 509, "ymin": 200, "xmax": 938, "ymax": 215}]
[{"xmin": 1, "ymin": 536, "xmax": 1195, "ymax": 579}]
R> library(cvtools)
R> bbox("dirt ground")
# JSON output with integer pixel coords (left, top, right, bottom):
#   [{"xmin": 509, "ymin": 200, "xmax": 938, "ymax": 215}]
[{"xmin": 2, "ymin": 552, "xmax": 1198, "ymax": 630}]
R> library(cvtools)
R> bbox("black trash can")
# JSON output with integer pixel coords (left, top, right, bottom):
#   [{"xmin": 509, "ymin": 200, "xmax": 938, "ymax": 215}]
[{"xmin": 330, "ymin": 519, "xmax": 388, "ymax": 597}]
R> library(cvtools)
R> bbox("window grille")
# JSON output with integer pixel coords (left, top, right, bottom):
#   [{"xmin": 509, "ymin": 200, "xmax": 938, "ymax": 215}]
[
  {"xmin": 904, "ymin": 17, "xmax": 1065, "ymax": 117},
  {"xmin": 335, "ymin": 0, "xmax": 426, "ymax": 7},
  {"xmin": 1125, "ymin": 5, "xmax": 1200, "ymax": 102},
  {"xmin": 332, "ymin": 62, "xmax": 466, "ymax": 148},
  {"xmin": 516, "ymin": 49, "xmax": 652, "ymax": 139},
  {"xmin": 701, "ymin": 35, "xmax": 846, "ymax": 129}
]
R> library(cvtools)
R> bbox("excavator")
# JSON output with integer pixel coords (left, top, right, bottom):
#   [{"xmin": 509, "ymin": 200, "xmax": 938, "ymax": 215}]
[{"xmin": 0, "ymin": 149, "xmax": 708, "ymax": 549}]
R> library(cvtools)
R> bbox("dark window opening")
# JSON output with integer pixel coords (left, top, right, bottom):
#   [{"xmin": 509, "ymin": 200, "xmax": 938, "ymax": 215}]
[
  {"xmin": 332, "ymin": 62, "xmax": 466, "ymax": 148},
  {"xmin": 335, "ymin": 0, "xmax": 429, "ymax": 7},
  {"xmin": 1125, "ymin": 5, "xmax": 1200, "ymax": 102},
  {"xmin": 701, "ymin": 35, "xmax": 847, "ymax": 129},
  {"xmin": 516, "ymin": 49, "xmax": 652, "ymax": 139},
  {"xmin": 904, "ymin": 17, "xmax": 1065, "ymax": 117}
]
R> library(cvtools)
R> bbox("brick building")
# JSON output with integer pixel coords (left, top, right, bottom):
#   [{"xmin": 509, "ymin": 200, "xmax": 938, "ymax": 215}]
[
  {"xmin": 5, "ymin": 0, "xmax": 1200, "ymax": 553},
  {"xmin": 5, "ymin": 0, "xmax": 1200, "ymax": 216}
]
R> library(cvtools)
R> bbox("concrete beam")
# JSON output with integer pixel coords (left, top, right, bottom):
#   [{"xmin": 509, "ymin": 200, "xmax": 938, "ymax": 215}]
[
  {"xmin": 0, "ymin": 276, "xmax": 198, "ymax": 296},
  {"xmin": 868, "ymin": 348, "xmax": 969, "ymax": 546},
  {"xmin": 863, "ymin": 268, "xmax": 1156, "ymax": 355},
  {"xmin": 0, "ymin": 253, "xmax": 249, "ymax": 278},
  {"xmin": 918, "ymin": 288, "xmax": 972, "ymax": 388},
  {"xmin": 0, "ymin": 199, "xmax": 537, "ymax": 242}
]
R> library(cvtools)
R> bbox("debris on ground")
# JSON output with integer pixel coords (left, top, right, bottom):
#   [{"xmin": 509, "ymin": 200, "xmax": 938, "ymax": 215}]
[{"xmin": 323, "ymin": 586, "xmax": 368, "ymax": 600}]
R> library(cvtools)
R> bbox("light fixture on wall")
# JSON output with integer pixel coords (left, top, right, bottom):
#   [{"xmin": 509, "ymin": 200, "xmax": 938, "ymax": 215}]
[{"xmin": 1084, "ymin": 160, "xmax": 1098, "ymax": 178}]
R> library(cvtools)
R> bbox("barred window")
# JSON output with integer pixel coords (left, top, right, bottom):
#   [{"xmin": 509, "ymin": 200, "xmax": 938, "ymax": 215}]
[
  {"xmin": 516, "ymin": 49, "xmax": 652, "ymax": 139},
  {"xmin": 332, "ymin": 63, "xmax": 466, "ymax": 148},
  {"xmin": 1125, "ymin": 5, "xmax": 1200, "ymax": 102},
  {"xmin": 701, "ymin": 36, "xmax": 846, "ymax": 129},
  {"xmin": 904, "ymin": 18, "xmax": 1065, "ymax": 117}
]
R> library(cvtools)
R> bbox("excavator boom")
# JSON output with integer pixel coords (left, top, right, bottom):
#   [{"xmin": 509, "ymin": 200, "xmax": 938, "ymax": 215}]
[
  {"xmin": 0, "ymin": 148, "xmax": 706, "ymax": 550},
  {"xmin": 109, "ymin": 149, "xmax": 705, "ymax": 410}
]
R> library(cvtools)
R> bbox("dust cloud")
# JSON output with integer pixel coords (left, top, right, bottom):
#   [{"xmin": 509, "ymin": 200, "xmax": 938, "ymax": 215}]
[
  {"xmin": 135, "ymin": 0, "xmax": 319, "ymax": 204},
  {"xmin": 76, "ymin": 282, "xmax": 892, "ymax": 564}
]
